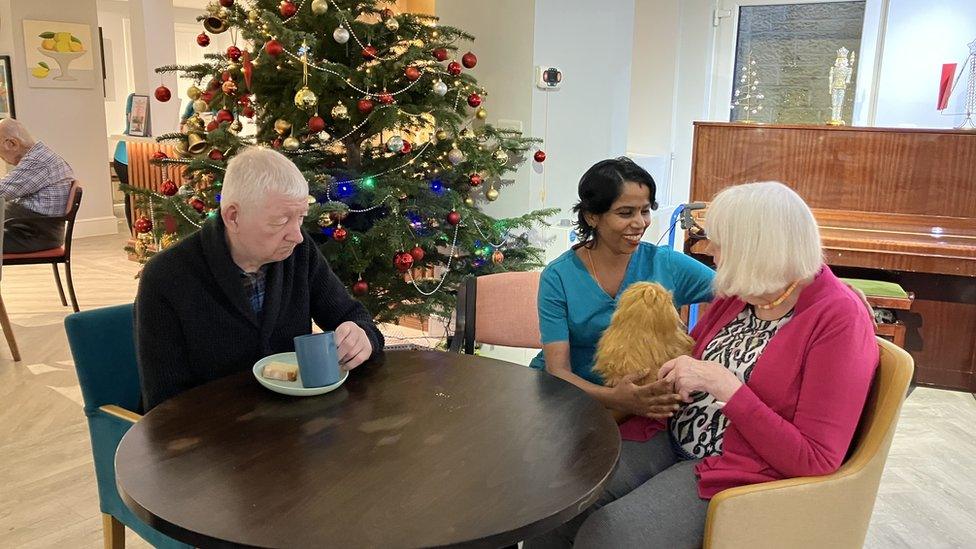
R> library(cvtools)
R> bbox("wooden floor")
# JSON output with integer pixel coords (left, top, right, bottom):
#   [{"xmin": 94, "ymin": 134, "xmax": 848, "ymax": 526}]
[{"xmin": 1, "ymin": 225, "xmax": 974, "ymax": 548}]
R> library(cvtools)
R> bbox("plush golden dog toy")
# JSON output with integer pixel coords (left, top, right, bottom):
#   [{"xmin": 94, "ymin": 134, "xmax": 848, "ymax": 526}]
[{"xmin": 593, "ymin": 282, "xmax": 694, "ymax": 419}]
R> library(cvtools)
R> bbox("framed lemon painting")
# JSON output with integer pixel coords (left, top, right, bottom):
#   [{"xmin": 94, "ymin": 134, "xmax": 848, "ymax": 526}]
[{"xmin": 23, "ymin": 20, "xmax": 95, "ymax": 89}]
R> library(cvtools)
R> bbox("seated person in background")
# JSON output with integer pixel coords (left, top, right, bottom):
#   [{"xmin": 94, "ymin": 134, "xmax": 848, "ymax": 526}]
[
  {"xmin": 529, "ymin": 182, "xmax": 878, "ymax": 548},
  {"xmin": 530, "ymin": 157, "xmax": 715, "ymax": 420},
  {"xmin": 0, "ymin": 118, "xmax": 73, "ymax": 253},
  {"xmin": 135, "ymin": 147, "xmax": 383, "ymax": 410}
]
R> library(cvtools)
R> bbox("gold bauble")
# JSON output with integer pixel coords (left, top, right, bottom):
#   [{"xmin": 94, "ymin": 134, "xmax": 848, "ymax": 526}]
[
  {"xmin": 459, "ymin": 128, "xmax": 474, "ymax": 139},
  {"xmin": 248, "ymin": 10, "xmax": 259, "ymax": 23},
  {"xmin": 463, "ymin": 196, "xmax": 474, "ymax": 207},
  {"xmin": 486, "ymin": 187, "xmax": 499, "ymax": 201},
  {"xmin": 187, "ymin": 85, "xmax": 202, "ymax": 100},
  {"xmin": 317, "ymin": 213, "xmax": 333, "ymax": 227},
  {"xmin": 493, "ymin": 149, "xmax": 509, "ymax": 165},
  {"xmin": 476, "ymin": 107, "xmax": 487, "ymax": 120},
  {"xmin": 192, "ymin": 99, "xmax": 208, "ymax": 113},
  {"xmin": 491, "ymin": 250, "xmax": 505, "ymax": 264},
  {"xmin": 331, "ymin": 102, "xmax": 349, "ymax": 120},
  {"xmin": 294, "ymin": 86, "xmax": 318, "ymax": 110},
  {"xmin": 160, "ymin": 233, "xmax": 177, "ymax": 250},
  {"xmin": 185, "ymin": 114, "xmax": 205, "ymax": 132},
  {"xmin": 283, "ymin": 137, "xmax": 301, "ymax": 150},
  {"xmin": 311, "ymin": 0, "xmax": 329, "ymax": 15},
  {"xmin": 385, "ymin": 17, "xmax": 399, "ymax": 31},
  {"xmin": 274, "ymin": 118, "xmax": 292, "ymax": 135},
  {"xmin": 229, "ymin": 119, "xmax": 243, "ymax": 133},
  {"xmin": 435, "ymin": 129, "xmax": 449, "ymax": 141},
  {"xmin": 221, "ymin": 79, "xmax": 237, "ymax": 95}
]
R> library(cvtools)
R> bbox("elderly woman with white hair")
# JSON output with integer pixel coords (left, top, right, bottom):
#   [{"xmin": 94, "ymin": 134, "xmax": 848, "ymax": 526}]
[
  {"xmin": 135, "ymin": 146, "xmax": 383, "ymax": 410},
  {"xmin": 542, "ymin": 182, "xmax": 879, "ymax": 548}
]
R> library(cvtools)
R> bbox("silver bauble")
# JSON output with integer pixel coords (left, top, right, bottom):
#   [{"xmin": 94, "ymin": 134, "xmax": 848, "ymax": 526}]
[
  {"xmin": 432, "ymin": 80, "xmax": 448, "ymax": 96},
  {"xmin": 447, "ymin": 148, "xmax": 465, "ymax": 165},
  {"xmin": 387, "ymin": 135, "xmax": 404, "ymax": 153},
  {"xmin": 333, "ymin": 27, "xmax": 350, "ymax": 44},
  {"xmin": 493, "ymin": 149, "xmax": 510, "ymax": 165},
  {"xmin": 192, "ymin": 99, "xmax": 208, "ymax": 113},
  {"xmin": 385, "ymin": 18, "xmax": 399, "ymax": 32}
]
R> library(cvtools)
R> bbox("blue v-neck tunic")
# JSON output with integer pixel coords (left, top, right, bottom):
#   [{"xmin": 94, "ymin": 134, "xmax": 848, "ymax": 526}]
[{"xmin": 529, "ymin": 243, "xmax": 715, "ymax": 385}]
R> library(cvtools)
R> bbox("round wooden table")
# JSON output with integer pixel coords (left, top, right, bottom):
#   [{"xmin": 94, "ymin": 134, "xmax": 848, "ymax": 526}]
[{"xmin": 116, "ymin": 350, "xmax": 620, "ymax": 548}]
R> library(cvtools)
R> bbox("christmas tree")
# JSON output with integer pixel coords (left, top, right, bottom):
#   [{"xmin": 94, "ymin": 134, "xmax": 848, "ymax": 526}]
[{"xmin": 126, "ymin": 0, "xmax": 555, "ymax": 323}]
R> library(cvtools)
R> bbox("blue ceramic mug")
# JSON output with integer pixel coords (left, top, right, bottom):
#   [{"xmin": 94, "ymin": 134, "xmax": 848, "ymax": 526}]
[{"xmin": 293, "ymin": 332, "xmax": 341, "ymax": 388}]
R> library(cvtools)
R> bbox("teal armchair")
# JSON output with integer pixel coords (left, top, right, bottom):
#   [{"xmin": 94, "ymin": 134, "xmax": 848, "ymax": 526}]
[{"xmin": 64, "ymin": 303, "xmax": 190, "ymax": 549}]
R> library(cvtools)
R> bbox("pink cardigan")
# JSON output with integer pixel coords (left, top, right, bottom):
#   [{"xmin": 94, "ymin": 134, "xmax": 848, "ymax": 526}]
[{"xmin": 619, "ymin": 266, "xmax": 878, "ymax": 499}]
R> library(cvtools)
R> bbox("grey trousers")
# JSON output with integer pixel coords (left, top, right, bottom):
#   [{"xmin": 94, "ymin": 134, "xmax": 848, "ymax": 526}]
[{"xmin": 525, "ymin": 432, "xmax": 708, "ymax": 549}]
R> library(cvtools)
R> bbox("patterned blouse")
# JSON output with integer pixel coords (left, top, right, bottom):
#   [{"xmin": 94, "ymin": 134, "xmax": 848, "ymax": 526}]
[{"xmin": 669, "ymin": 306, "xmax": 793, "ymax": 459}]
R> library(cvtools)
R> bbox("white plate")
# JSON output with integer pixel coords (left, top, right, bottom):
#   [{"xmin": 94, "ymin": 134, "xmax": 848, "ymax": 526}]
[{"xmin": 252, "ymin": 352, "xmax": 348, "ymax": 397}]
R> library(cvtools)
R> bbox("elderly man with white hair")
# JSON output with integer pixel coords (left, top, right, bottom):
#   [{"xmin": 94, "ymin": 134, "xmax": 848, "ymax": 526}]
[
  {"xmin": 135, "ymin": 147, "xmax": 383, "ymax": 410},
  {"xmin": 0, "ymin": 118, "xmax": 74, "ymax": 253}
]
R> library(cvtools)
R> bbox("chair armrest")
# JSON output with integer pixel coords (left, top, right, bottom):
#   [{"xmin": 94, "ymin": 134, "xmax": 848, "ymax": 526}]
[{"xmin": 98, "ymin": 404, "xmax": 142, "ymax": 424}]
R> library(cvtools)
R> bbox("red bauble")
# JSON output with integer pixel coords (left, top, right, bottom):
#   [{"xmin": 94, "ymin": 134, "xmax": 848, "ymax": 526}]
[
  {"xmin": 447, "ymin": 61, "xmax": 462, "ymax": 76},
  {"xmin": 206, "ymin": 120, "xmax": 219, "ymax": 132},
  {"xmin": 272, "ymin": 137, "xmax": 283, "ymax": 149},
  {"xmin": 381, "ymin": 8, "xmax": 394, "ymax": 19},
  {"xmin": 222, "ymin": 71, "xmax": 232, "ymax": 82},
  {"xmin": 432, "ymin": 48, "xmax": 448, "ymax": 61},
  {"xmin": 242, "ymin": 106, "xmax": 255, "ymax": 118},
  {"xmin": 469, "ymin": 173, "xmax": 483, "ymax": 187},
  {"xmin": 134, "ymin": 217, "xmax": 153, "ymax": 233},
  {"xmin": 362, "ymin": 45, "xmax": 378, "ymax": 59},
  {"xmin": 307, "ymin": 115, "xmax": 326, "ymax": 132},
  {"xmin": 332, "ymin": 227, "xmax": 348, "ymax": 242},
  {"xmin": 219, "ymin": 0, "xmax": 234, "ymax": 6},
  {"xmin": 400, "ymin": 139, "xmax": 412, "ymax": 154},
  {"xmin": 161, "ymin": 180, "xmax": 178, "ymax": 196},
  {"xmin": 352, "ymin": 280, "xmax": 369, "ymax": 296},
  {"xmin": 216, "ymin": 109, "xmax": 234, "ymax": 123},
  {"xmin": 190, "ymin": 199, "xmax": 206, "ymax": 212},
  {"xmin": 200, "ymin": 91, "xmax": 215, "ymax": 105},
  {"xmin": 446, "ymin": 211, "xmax": 461, "ymax": 225},
  {"xmin": 467, "ymin": 93, "xmax": 482, "ymax": 108},
  {"xmin": 226, "ymin": 45, "xmax": 242, "ymax": 61},
  {"xmin": 237, "ymin": 95, "xmax": 251, "ymax": 107},
  {"xmin": 534, "ymin": 150, "xmax": 547, "ymax": 163},
  {"xmin": 151, "ymin": 151, "xmax": 168, "ymax": 160},
  {"xmin": 357, "ymin": 98, "xmax": 374, "ymax": 114},
  {"xmin": 197, "ymin": 33, "xmax": 210, "ymax": 47},
  {"xmin": 207, "ymin": 78, "xmax": 220, "ymax": 90},
  {"xmin": 404, "ymin": 66, "xmax": 421, "ymax": 81},
  {"xmin": 265, "ymin": 39, "xmax": 283, "ymax": 57},
  {"xmin": 394, "ymin": 252, "xmax": 414, "ymax": 273},
  {"xmin": 378, "ymin": 92, "xmax": 394, "ymax": 105},
  {"xmin": 208, "ymin": 149, "xmax": 224, "ymax": 161},
  {"xmin": 461, "ymin": 51, "xmax": 478, "ymax": 69},
  {"xmin": 279, "ymin": 1, "xmax": 297, "ymax": 17},
  {"xmin": 409, "ymin": 245, "xmax": 425, "ymax": 262},
  {"xmin": 154, "ymin": 85, "xmax": 172, "ymax": 102}
]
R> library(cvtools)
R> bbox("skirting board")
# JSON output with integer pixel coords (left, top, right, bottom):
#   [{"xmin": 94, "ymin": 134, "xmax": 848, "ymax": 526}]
[{"xmin": 73, "ymin": 216, "xmax": 122, "ymax": 239}]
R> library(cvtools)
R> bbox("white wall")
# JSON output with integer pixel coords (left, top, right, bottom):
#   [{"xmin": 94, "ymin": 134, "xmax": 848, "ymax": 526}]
[
  {"xmin": 2, "ymin": 0, "xmax": 116, "ymax": 237},
  {"xmin": 874, "ymin": 0, "xmax": 976, "ymax": 128},
  {"xmin": 528, "ymin": 0, "xmax": 636, "ymax": 222},
  {"xmin": 128, "ymin": 0, "xmax": 179, "ymax": 136},
  {"xmin": 98, "ymin": 0, "xmax": 135, "ymax": 139}
]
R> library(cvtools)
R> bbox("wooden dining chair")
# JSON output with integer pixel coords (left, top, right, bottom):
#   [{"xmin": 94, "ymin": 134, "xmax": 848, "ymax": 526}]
[
  {"xmin": 451, "ymin": 272, "xmax": 543, "ymax": 354},
  {"xmin": 3, "ymin": 182, "xmax": 83, "ymax": 312},
  {"xmin": 0, "ymin": 198, "xmax": 21, "ymax": 361},
  {"xmin": 64, "ymin": 303, "xmax": 191, "ymax": 549}
]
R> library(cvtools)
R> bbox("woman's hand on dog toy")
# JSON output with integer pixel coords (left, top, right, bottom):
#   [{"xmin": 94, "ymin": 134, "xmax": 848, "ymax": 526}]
[
  {"xmin": 659, "ymin": 355, "xmax": 743, "ymax": 403},
  {"xmin": 609, "ymin": 373, "xmax": 682, "ymax": 419}
]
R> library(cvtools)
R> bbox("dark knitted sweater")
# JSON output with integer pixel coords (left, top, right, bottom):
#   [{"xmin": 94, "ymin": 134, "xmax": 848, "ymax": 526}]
[{"xmin": 135, "ymin": 216, "xmax": 383, "ymax": 410}]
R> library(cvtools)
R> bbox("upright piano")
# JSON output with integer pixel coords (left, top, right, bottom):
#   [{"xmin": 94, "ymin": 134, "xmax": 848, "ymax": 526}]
[{"xmin": 686, "ymin": 122, "xmax": 976, "ymax": 392}]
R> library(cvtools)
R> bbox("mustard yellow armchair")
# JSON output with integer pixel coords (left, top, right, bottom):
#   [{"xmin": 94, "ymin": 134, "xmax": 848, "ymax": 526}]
[{"xmin": 704, "ymin": 337, "xmax": 914, "ymax": 549}]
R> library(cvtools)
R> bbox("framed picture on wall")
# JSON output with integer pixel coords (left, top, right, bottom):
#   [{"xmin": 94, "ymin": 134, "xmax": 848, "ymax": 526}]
[
  {"xmin": 0, "ymin": 56, "xmax": 15, "ymax": 119},
  {"xmin": 127, "ymin": 94, "xmax": 151, "ymax": 137},
  {"xmin": 23, "ymin": 19, "xmax": 96, "ymax": 89}
]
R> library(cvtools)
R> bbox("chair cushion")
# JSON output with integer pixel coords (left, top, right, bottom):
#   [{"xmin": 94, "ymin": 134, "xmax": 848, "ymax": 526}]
[
  {"xmin": 3, "ymin": 246, "xmax": 66, "ymax": 260},
  {"xmin": 839, "ymin": 278, "xmax": 909, "ymax": 298}
]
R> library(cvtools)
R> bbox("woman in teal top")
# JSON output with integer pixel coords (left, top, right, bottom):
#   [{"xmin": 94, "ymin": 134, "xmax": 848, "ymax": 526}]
[{"xmin": 529, "ymin": 157, "xmax": 714, "ymax": 418}]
